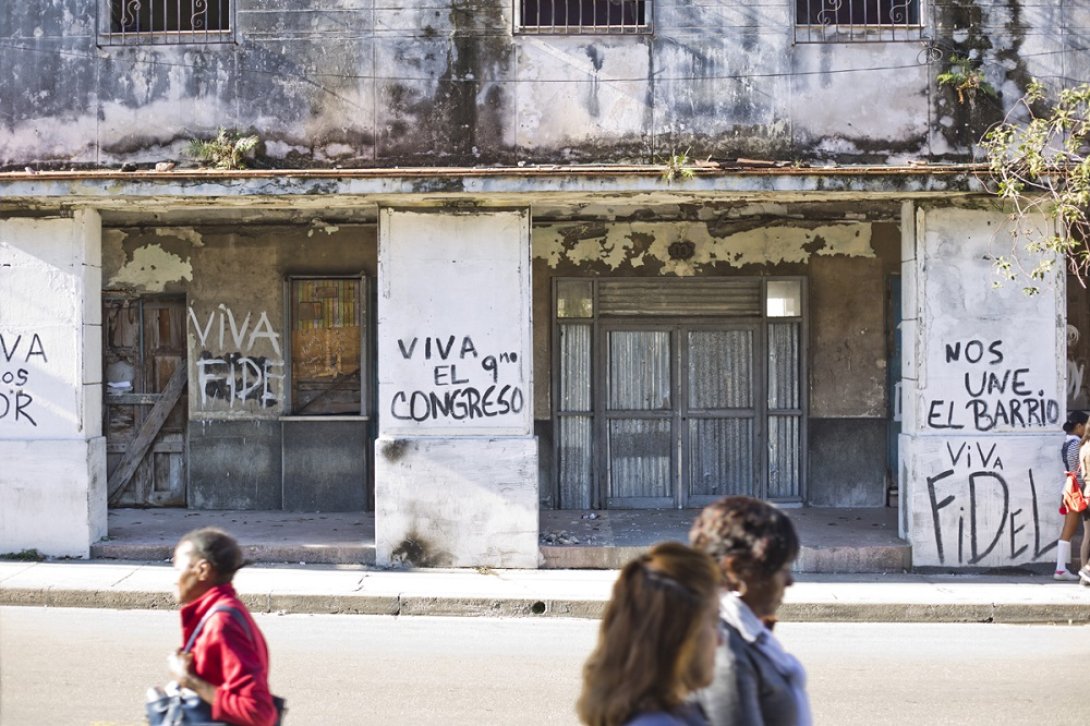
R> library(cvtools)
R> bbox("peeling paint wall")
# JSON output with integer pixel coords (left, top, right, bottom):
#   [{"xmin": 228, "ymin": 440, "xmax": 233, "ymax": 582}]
[
  {"xmin": 102, "ymin": 222, "xmax": 377, "ymax": 420},
  {"xmin": 4, "ymin": 1, "xmax": 1087, "ymax": 169}
]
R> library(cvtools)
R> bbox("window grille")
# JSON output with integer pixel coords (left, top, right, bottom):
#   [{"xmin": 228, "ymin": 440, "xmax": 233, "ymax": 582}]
[
  {"xmin": 101, "ymin": 0, "xmax": 233, "ymax": 46},
  {"xmin": 795, "ymin": 0, "xmax": 922, "ymax": 43},
  {"xmin": 517, "ymin": 0, "xmax": 650, "ymax": 35}
]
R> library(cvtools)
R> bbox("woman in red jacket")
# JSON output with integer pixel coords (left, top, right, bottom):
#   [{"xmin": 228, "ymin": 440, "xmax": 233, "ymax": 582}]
[{"xmin": 168, "ymin": 527, "xmax": 278, "ymax": 726}]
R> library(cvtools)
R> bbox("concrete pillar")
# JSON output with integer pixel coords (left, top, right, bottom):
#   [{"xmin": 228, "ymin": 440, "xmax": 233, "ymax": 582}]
[
  {"xmin": 900, "ymin": 205, "xmax": 1065, "ymax": 568},
  {"xmin": 374, "ymin": 209, "xmax": 538, "ymax": 568},
  {"xmin": 0, "ymin": 210, "xmax": 106, "ymax": 557}
]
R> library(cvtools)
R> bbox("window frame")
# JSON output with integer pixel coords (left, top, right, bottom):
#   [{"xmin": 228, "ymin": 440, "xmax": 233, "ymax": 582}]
[
  {"xmin": 793, "ymin": 0, "xmax": 924, "ymax": 43},
  {"xmin": 282, "ymin": 274, "xmax": 372, "ymax": 419},
  {"xmin": 514, "ymin": 0, "xmax": 653, "ymax": 36},
  {"xmin": 98, "ymin": 0, "xmax": 236, "ymax": 47}
]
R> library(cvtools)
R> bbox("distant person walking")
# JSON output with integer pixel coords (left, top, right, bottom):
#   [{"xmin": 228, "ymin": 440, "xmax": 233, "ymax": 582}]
[
  {"xmin": 577, "ymin": 542, "xmax": 722, "ymax": 726},
  {"xmin": 1057, "ymin": 411, "xmax": 1089, "ymax": 580},
  {"xmin": 164, "ymin": 527, "xmax": 279, "ymax": 726},
  {"xmin": 689, "ymin": 496, "xmax": 811, "ymax": 726}
]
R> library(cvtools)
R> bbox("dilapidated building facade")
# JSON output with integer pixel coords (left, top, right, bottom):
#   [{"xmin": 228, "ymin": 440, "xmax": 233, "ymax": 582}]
[{"xmin": 1, "ymin": 0, "xmax": 1087, "ymax": 569}]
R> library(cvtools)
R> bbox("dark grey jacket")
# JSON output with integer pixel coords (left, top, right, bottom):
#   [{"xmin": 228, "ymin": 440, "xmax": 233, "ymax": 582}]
[{"xmin": 696, "ymin": 623, "xmax": 800, "ymax": 726}]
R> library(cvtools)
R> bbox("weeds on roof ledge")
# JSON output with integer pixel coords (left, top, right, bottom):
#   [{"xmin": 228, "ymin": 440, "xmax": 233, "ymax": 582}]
[{"xmin": 188, "ymin": 128, "xmax": 261, "ymax": 170}]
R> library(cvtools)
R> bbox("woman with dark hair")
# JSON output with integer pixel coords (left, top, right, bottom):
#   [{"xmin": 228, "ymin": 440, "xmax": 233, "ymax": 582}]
[
  {"xmin": 577, "ymin": 541, "xmax": 722, "ymax": 726},
  {"xmin": 1058, "ymin": 410, "xmax": 1090, "ymax": 580},
  {"xmin": 164, "ymin": 527, "xmax": 278, "ymax": 726},
  {"xmin": 689, "ymin": 496, "xmax": 810, "ymax": 726}
]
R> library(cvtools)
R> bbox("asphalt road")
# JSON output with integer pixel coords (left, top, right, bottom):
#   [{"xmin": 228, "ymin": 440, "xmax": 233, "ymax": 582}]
[{"xmin": 2, "ymin": 607, "xmax": 1089, "ymax": 725}]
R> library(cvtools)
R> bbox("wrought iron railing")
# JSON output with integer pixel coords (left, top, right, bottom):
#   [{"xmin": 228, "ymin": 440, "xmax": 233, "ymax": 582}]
[
  {"xmin": 795, "ymin": 0, "xmax": 922, "ymax": 43},
  {"xmin": 100, "ymin": 0, "xmax": 233, "ymax": 46},
  {"xmin": 516, "ymin": 0, "xmax": 651, "ymax": 35}
]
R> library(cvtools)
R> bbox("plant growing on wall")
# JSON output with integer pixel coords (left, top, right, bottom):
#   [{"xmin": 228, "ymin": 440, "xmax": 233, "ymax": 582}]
[
  {"xmin": 937, "ymin": 55, "xmax": 998, "ymax": 106},
  {"xmin": 188, "ymin": 128, "xmax": 261, "ymax": 170},
  {"xmin": 980, "ymin": 80, "xmax": 1090, "ymax": 293},
  {"xmin": 661, "ymin": 148, "xmax": 696, "ymax": 183}
]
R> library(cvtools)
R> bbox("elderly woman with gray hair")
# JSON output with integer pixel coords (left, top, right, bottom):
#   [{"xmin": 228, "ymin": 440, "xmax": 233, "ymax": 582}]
[{"xmin": 689, "ymin": 496, "xmax": 811, "ymax": 726}]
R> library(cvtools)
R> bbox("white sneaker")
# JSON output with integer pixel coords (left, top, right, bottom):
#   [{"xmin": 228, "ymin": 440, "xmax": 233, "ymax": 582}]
[
  {"xmin": 1054, "ymin": 569, "xmax": 1080, "ymax": 581},
  {"xmin": 1079, "ymin": 567, "xmax": 1090, "ymax": 585}
]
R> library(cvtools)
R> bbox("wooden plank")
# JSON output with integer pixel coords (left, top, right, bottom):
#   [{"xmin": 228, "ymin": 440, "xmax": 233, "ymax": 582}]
[
  {"xmin": 107, "ymin": 365, "xmax": 187, "ymax": 505},
  {"xmin": 106, "ymin": 392, "xmax": 162, "ymax": 405}
]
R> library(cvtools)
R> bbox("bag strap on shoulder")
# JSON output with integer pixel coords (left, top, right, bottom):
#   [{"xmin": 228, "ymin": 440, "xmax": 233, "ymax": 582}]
[{"xmin": 183, "ymin": 604, "xmax": 252, "ymax": 653}]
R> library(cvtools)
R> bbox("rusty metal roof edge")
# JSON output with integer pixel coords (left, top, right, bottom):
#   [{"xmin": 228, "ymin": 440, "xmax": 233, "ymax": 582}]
[{"xmin": 0, "ymin": 162, "xmax": 988, "ymax": 183}]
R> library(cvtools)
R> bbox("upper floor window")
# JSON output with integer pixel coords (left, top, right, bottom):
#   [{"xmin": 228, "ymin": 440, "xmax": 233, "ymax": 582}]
[
  {"xmin": 517, "ymin": 0, "xmax": 650, "ymax": 35},
  {"xmin": 795, "ymin": 0, "xmax": 922, "ymax": 42},
  {"xmin": 102, "ymin": 0, "xmax": 233, "ymax": 46}
]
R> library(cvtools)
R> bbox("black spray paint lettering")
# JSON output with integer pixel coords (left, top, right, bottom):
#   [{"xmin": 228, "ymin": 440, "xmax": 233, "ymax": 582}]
[
  {"xmin": 0, "ymin": 332, "xmax": 44, "ymax": 427},
  {"xmin": 0, "ymin": 333, "xmax": 48, "ymax": 363},
  {"xmin": 196, "ymin": 351, "xmax": 283, "ymax": 408},
  {"xmin": 0, "ymin": 390, "xmax": 36, "ymax": 426},
  {"xmin": 390, "ymin": 385, "xmax": 525, "ymax": 422},
  {"xmin": 393, "ymin": 333, "xmax": 523, "ymax": 422},
  {"xmin": 927, "ymin": 339, "xmax": 1060, "ymax": 431},
  {"xmin": 945, "ymin": 441, "xmax": 1003, "ymax": 470},
  {"xmin": 397, "ymin": 335, "xmax": 479, "ymax": 361},
  {"xmin": 927, "ymin": 463, "xmax": 1051, "ymax": 565}
]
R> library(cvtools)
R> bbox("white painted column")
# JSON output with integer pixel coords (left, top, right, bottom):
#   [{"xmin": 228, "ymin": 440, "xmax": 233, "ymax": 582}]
[
  {"xmin": 0, "ymin": 211, "xmax": 106, "ymax": 557},
  {"xmin": 374, "ymin": 209, "xmax": 538, "ymax": 568},
  {"xmin": 901, "ymin": 205, "xmax": 1065, "ymax": 568}
]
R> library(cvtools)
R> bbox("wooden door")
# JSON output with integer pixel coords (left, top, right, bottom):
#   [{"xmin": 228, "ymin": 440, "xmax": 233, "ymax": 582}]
[{"xmin": 104, "ymin": 297, "xmax": 188, "ymax": 507}]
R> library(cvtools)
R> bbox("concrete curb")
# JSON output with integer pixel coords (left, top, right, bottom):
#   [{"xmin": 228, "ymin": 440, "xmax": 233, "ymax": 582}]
[
  {"xmin": 5, "ymin": 587, "xmax": 1090, "ymax": 623},
  {"xmin": 6, "ymin": 561, "xmax": 1090, "ymax": 623}
]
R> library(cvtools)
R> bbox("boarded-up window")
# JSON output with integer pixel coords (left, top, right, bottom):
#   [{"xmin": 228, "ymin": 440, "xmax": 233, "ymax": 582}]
[{"xmin": 291, "ymin": 278, "xmax": 363, "ymax": 415}]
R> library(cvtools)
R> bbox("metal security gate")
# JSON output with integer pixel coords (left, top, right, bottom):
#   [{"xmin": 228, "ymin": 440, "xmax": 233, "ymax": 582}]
[{"xmin": 554, "ymin": 278, "xmax": 805, "ymax": 509}]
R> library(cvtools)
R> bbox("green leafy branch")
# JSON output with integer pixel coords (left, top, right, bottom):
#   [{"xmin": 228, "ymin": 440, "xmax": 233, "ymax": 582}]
[
  {"xmin": 937, "ymin": 55, "xmax": 998, "ymax": 106},
  {"xmin": 980, "ymin": 80, "xmax": 1090, "ymax": 292}
]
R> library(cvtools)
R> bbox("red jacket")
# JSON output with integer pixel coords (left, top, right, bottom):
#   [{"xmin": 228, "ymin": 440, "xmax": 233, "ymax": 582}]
[{"xmin": 180, "ymin": 583, "xmax": 277, "ymax": 726}]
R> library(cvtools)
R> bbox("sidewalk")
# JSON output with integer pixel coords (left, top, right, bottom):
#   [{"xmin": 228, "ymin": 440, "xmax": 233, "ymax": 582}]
[
  {"xmin": 88, "ymin": 506, "xmax": 911, "ymax": 572},
  {"xmin": 4, "ymin": 559, "xmax": 1090, "ymax": 624}
]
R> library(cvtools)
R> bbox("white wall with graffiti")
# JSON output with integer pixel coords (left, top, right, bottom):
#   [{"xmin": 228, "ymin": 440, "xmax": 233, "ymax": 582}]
[
  {"xmin": 902, "ymin": 205, "xmax": 1065, "ymax": 567},
  {"xmin": 0, "ymin": 212, "xmax": 106, "ymax": 556},
  {"xmin": 376, "ymin": 210, "xmax": 532, "ymax": 437},
  {"xmin": 375, "ymin": 209, "xmax": 538, "ymax": 568}
]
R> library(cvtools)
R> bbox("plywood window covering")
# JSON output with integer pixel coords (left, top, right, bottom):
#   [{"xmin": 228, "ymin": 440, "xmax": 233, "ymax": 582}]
[
  {"xmin": 794, "ymin": 0, "xmax": 922, "ymax": 42},
  {"xmin": 103, "ymin": 0, "xmax": 233, "ymax": 45},
  {"xmin": 518, "ymin": 0, "xmax": 650, "ymax": 34},
  {"xmin": 291, "ymin": 278, "xmax": 363, "ymax": 416}
]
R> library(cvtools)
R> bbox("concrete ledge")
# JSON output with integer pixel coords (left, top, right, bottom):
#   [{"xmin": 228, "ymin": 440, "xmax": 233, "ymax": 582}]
[
  {"xmin": 90, "ymin": 542, "xmax": 377, "ymax": 566},
  {"xmin": 543, "ymin": 544, "xmax": 913, "ymax": 573}
]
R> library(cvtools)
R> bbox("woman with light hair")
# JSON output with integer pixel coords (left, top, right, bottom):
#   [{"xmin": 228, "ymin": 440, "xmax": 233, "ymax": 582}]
[{"xmin": 577, "ymin": 541, "xmax": 722, "ymax": 726}]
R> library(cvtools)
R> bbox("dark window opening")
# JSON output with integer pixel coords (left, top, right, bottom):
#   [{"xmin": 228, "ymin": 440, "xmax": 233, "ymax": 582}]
[
  {"xmin": 109, "ymin": 0, "xmax": 230, "ymax": 34},
  {"xmin": 519, "ymin": 0, "xmax": 649, "ymax": 33},
  {"xmin": 795, "ymin": 0, "xmax": 920, "ymax": 26}
]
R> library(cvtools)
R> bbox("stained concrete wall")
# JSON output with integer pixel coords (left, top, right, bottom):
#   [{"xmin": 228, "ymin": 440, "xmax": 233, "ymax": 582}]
[
  {"xmin": 530, "ymin": 205, "xmax": 900, "ymax": 508},
  {"xmin": 375, "ymin": 209, "xmax": 538, "ymax": 567},
  {"xmin": 901, "ymin": 205, "xmax": 1065, "ymax": 567},
  {"xmin": 102, "ymin": 222, "xmax": 376, "ymax": 509},
  {"xmin": 0, "ymin": 211, "xmax": 106, "ymax": 556},
  {"xmin": 3, "ymin": 2, "xmax": 1087, "ymax": 169}
]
